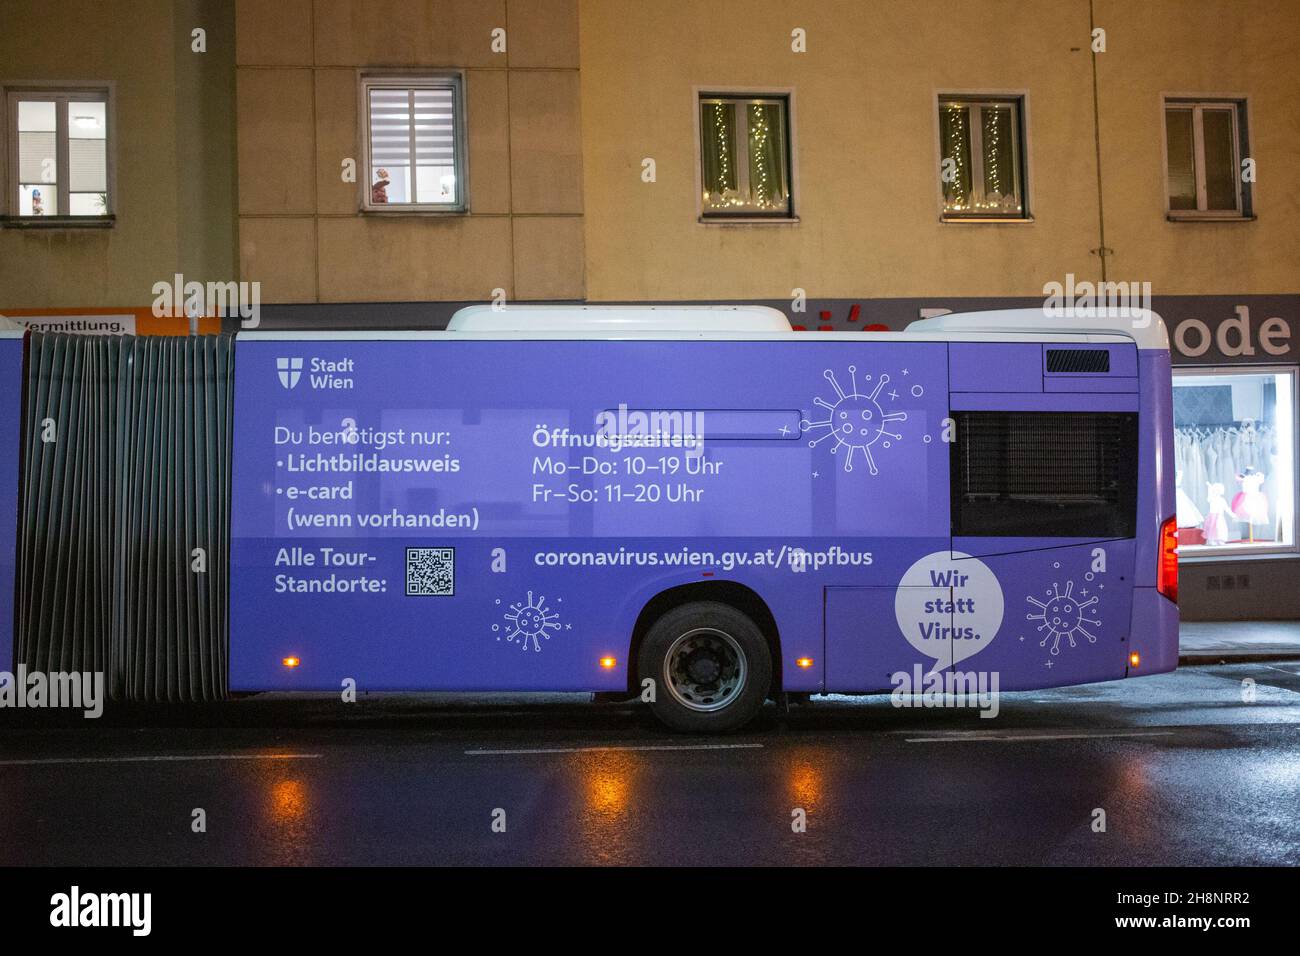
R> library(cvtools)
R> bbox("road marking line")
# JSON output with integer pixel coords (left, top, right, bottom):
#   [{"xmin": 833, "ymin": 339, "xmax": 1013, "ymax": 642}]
[
  {"xmin": 0, "ymin": 753, "xmax": 321, "ymax": 766},
  {"xmin": 904, "ymin": 730, "xmax": 1176, "ymax": 744},
  {"xmin": 465, "ymin": 743, "xmax": 764, "ymax": 756}
]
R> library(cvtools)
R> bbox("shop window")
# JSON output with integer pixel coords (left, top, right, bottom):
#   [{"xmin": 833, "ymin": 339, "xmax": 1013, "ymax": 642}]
[
  {"xmin": 951, "ymin": 411, "xmax": 1138, "ymax": 538},
  {"xmin": 938, "ymin": 96, "xmax": 1027, "ymax": 219},
  {"xmin": 4, "ymin": 87, "xmax": 111, "ymax": 222},
  {"xmin": 698, "ymin": 94, "xmax": 793, "ymax": 219},
  {"xmin": 1163, "ymin": 98, "xmax": 1252, "ymax": 219},
  {"xmin": 360, "ymin": 73, "xmax": 466, "ymax": 212},
  {"xmin": 1173, "ymin": 367, "xmax": 1297, "ymax": 556}
]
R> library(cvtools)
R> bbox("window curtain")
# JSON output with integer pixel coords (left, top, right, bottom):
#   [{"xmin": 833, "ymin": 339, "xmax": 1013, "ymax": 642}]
[
  {"xmin": 747, "ymin": 103, "xmax": 786, "ymax": 208},
  {"xmin": 981, "ymin": 105, "xmax": 1015, "ymax": 205},
  {"xmin": 700, "ymin": 102, "xmax": 736, "ymax": 199},
  {"xmin": 1165, "ymin": 109, "xmax": 1196, "ymax": 210},
  {"xmin": 939, "ymin": 105, "xmax": 972, "ymax": 208}
]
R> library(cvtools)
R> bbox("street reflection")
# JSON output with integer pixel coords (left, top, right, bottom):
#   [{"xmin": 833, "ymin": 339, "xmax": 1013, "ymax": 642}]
[
  {"xmin": 787, "ymin": 755, "xmax": 825, "ymax": 814},
  {"xmin": 262, "ymin": 773, "xmax": 313, "ymax": 864},
  {"xmin": 575, "ymin": 750, "xmax": 638, "ymax": 864},
  {"xmin": 780, "ymin": 759, "xmax": 821, "ymax": 811},
  {"xmin": 271, "ymin": 777, "xmax": 309, "ymax": 823}
]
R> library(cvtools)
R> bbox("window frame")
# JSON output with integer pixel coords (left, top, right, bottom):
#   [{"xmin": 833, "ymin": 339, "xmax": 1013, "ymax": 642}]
[
  {"xmin": 693, "ymin": 88, "xmax": 797, "ymax": 223},
  {"xmin": 935, "ymin": 93, "xmax": 1031, "ymax": 223},
  {"xmin": 357, "ymin": 70, "xmax": 469, "ymax": 215},
  {"xmin": 2, "ymin": 81, "xmax": 114, "ymax": 227},
  {"xmin": 1172, "ymin": 363, "xmax": 1299, "ymax": 561},
  {"xmin": 1161, "ymin": 95, "xmax": 1252, "ymax": 221}
]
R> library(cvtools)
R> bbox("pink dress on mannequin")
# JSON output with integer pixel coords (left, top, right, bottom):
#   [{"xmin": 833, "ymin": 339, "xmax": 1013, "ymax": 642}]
[
  {"xmin": 1230, "ymin": 471, "xmax": 1269, "ymax": 526},
  {"xmin": 1203, "ymin": 482, "xmax": 1231, "ymax": 546}
]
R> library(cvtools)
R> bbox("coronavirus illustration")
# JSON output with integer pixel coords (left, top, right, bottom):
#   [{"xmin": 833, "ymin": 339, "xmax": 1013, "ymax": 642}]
[
  {"xmin": 498, "ymin": 591, "xmax": 562, "ymax": 652},
  {"xmin": 1026, "ymin": 581, "xmax": 1100, "ymax": 655},
  {"xmin": 801, "ymin": 366, "xmax": 909, "ymax": 475}
]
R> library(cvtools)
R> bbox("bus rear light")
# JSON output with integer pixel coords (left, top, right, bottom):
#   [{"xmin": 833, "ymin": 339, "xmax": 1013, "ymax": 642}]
[
  {"xmin": 1157, "ymin": 515, "xmax": 1178, "ymax": 604},
  {"xmin": 1129, "ymin": 652, "xmax": 1140, "ymax": 668},
  {"xmin": 282, "ymin": 656, "xmax": 301, "ymax": 668}
]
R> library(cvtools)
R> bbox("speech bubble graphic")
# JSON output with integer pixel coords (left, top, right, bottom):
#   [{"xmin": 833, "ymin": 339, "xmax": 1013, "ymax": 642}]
[{"xmin": 895, "ymin": 550, "xmax": 1004, "ymax": 671}]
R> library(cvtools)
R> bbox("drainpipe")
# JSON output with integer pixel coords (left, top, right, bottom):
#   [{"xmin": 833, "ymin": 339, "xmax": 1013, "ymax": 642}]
[{"xmin": 1088, "ymin": 0, "xmax": 1111, "ymax": 282}]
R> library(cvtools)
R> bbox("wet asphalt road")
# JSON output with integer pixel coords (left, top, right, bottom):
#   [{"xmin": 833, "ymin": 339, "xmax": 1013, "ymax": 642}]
[{"xmin": 2, "ymin": 661, "xmax": 1298, "ymax": 866}]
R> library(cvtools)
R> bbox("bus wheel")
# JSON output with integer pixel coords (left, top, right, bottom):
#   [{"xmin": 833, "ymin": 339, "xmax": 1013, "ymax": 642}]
[{"xmin": 639, "ymin": 601, "xmax": 772, "ymax": 734}]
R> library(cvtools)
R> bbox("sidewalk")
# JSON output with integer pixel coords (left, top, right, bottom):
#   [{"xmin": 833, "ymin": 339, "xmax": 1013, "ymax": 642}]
[{"xmin": 1179, "ymin": 620, "xmax": 1300, "ymax": 663}]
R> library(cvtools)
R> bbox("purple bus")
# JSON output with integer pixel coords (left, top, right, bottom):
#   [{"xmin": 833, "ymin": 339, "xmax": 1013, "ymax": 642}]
[{"xmin": 228, "ymin": 306, "xmax": 1178, "ymax": 732}]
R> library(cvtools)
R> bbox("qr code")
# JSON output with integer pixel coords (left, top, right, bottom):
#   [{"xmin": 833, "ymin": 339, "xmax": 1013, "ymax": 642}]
[{"xmin": 406, "ymin": 547, "xmax": 455, "ymax": 596}]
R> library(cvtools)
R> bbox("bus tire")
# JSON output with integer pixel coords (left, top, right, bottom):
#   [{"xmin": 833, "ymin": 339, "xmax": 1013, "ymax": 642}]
[{"xmin": 639, "ymin": 601, "xmax": 772, "ymax": 734}]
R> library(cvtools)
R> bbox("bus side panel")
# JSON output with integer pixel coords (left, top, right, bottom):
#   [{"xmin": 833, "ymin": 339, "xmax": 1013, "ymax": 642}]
[
  {"xmin": 1135, "ymin": 348, "xmax": 1176, "ymax": 588},
  {"xmin": 1128, "ymin": 588, "xmax": 1179, "ymax": 675},
  {"xmin": 0, "ymin": 336, "xmax": 20, "ymax": 669},
  {"xmin": 1129, "ymin": 347, "xmax": 1178, "ymax": 671},
  {"xmin": 826, "ymin": 582, "xmax": 953, "ymax": 692},
  {"xmin": 952, "ymin": 540, "xmax": 1135, "ymax": 690},
  {"xmin": 938, "ymin": 341, "xmax": 1148, "ymax": 689},
  {"xmin": 228, "ymin": 339, "xmax": 951, "ymax": 692}
]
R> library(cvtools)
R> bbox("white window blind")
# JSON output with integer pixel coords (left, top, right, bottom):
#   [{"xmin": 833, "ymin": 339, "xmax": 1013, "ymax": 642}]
[
  {"xmin": 7, "ymin": 88, "xmax": 110, "ymax": 219},
  {"xmin": 363, "ymin": 77, "xmax": 464, "ymax": 210}
]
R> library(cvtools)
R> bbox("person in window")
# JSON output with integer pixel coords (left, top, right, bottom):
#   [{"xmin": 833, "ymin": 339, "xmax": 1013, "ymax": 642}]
[
  {"xmin": 371, "ymin": 168, "xmax": 390, "ymax": 205},
  {"xmin": 30, "ymin": 188, "xmax": 44, "ymax": 216}
]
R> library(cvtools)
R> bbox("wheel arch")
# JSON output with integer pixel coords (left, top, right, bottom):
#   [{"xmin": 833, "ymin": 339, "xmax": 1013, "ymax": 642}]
[{"xmin": 626, "ymin": 580, "xmax": 782, "ymax": 696}]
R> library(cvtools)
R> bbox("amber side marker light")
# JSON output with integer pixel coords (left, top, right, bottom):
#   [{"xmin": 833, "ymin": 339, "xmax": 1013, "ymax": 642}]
[
  {"xmin": 1129, "ymin": 652, "xmax": 1140, "ymax": 668},
  {"xmin": 282, "ymin": 656, "xmax": 301, "ymax": 668},
  {"xmin": 599, "ymin": 656, "xmax": 617, "ymax": 669},
  {"xmin": 796, "ymin": 657, "xmax": 814, "ymax": 669}
]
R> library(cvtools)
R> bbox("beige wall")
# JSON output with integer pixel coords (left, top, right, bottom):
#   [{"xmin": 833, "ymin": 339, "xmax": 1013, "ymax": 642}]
[
  {"xmin": 578, "ymin": 0, "xmax": 1300, "ymax": 302},
  {"xmin": 234, "ymin": 0, "xmax": 585, "ymax": 303},
  {"xmin": 1094, "ymin": 0, "xmax": 1300, "ymax": 295},
  {"xmin": 0, "ymin": 0, "xmax": 236, "ymax": 310},
  {"xmin": 6, "ymin": 1, "xmax": 1295, "ymax": 312}
]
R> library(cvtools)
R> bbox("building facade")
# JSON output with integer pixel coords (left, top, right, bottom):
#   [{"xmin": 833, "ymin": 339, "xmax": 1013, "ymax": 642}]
[{"xmin": 3, "ymin": 0, "xmax": 1299, "ymax": 619}]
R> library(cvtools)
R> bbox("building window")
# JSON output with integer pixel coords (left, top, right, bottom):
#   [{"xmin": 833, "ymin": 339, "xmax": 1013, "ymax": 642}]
[
  {"xmin": 1163, "ymin": 99, "xmax": 1250, "ymax": 219},
  {"xmin": 360, "ymin": 73, "xmax": 466, "ymax": 212},
  {"xmin": 1173, "ymin": 366, "xmax": 1296, "ymax": 557},
  {"xmin": 698, "ymin": 94, "xmax": 793, "ymax": 219},
  {"xmin": 938, "ymin": 96, "xmax": 1026, "ymax": 219},
  {"xmin": 5, "ymin": 87, "xmax": 110, "ymax": 221}
]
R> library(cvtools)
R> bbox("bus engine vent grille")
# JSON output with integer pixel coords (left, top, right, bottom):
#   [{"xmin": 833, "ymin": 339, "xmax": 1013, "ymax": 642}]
[
  {"xmin": 1046, "ymin": 348, "xmax": 1110, "ymax": 373},
  {"xmin": 952, "ymin": 410, "xmax": 1138, "ymax": 538}
]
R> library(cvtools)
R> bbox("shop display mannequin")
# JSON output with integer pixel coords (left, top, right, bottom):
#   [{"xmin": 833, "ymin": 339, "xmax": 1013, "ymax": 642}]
[
  {"xmin": 1203, "ymin": 482, "xmax": 1231, "ymax": 547},
  {"xmin": 1231, "ymin": 467, "xmax": 1269, "ymax": 543}
]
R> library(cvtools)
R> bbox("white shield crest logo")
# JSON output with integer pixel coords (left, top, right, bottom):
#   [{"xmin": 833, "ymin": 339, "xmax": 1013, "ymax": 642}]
[{"xmin": 277, "ymin": 357, "xmax": 303, "ymax": 389}]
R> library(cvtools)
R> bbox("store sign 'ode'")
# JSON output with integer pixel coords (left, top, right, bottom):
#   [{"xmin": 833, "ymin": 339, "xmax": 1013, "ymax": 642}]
[{"xmin": 1171, "ymin": 306, "xmax": 1291, "ymax": 359}]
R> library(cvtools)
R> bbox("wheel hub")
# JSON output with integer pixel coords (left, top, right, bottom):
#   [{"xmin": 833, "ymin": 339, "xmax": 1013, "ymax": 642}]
[
  {"xmin": 663, "ymin": 627, "xmax": 748, "ymax": 713},
  {"xmin": 685, "ymin": 651, "xmax": 721, "ymax": 684}
]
